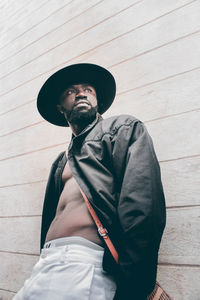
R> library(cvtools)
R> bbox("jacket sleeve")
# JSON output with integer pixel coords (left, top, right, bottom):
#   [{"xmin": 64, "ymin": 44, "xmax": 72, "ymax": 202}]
[
  {"xmin": 112, "ymin": 119, "xmax": 166, "ymax": 299},
  {"xmin": 40, "ymin": 151, "xmax": 65, "ymax": 250}
]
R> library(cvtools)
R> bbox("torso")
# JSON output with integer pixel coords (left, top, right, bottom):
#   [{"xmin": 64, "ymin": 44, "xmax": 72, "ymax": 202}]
[{"xmin": 45, "ymin": 161, "xmax": 104, "ymax": 246}]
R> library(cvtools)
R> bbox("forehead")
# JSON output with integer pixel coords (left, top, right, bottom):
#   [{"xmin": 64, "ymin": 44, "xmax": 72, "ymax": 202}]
[{"xmin": 65, "ymin": 83, "xmax": 96, "ymax": 90}]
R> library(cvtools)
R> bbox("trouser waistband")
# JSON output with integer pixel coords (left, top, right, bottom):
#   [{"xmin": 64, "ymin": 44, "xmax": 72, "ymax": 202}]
[
  {"xmin": 43, "ymin": 236, "xmax": 104, "ymax": 251},
  {"xmin": 14, "ymin": 238, "xmax": 116, "ymax": 300}
]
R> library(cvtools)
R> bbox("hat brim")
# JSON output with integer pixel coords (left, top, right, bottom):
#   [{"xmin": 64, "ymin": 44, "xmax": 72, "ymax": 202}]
[{"xmin": 37, "ymin": 63, "xmax": 116, "ymax": 126}]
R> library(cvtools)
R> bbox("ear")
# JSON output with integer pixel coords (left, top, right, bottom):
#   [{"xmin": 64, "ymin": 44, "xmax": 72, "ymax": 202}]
[{"xmin": 57, "ymin": 104, "xmax": 64, "ymax": 114}]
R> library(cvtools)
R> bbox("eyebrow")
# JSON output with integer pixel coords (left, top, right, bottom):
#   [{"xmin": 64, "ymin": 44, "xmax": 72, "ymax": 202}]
[
  {"xmin": 65, "ymin": 83, "xmax": 95, "ymax": 89},
  {"xmin": 59, "ymin": 84, "xmax": 95, "ymax": 103}
]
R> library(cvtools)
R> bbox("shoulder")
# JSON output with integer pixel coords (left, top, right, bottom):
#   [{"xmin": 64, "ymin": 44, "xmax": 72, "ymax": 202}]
[
  {"xmin": 100, "ymin": 114, "xmax": 144, "ymax": 133},
  {"xmin": 52, "ymin": 151, "xmax": 65, "ymax": 167},
  {"xmin": 86, "ymin": 115, "xmax": 146, "ymax": 142}
]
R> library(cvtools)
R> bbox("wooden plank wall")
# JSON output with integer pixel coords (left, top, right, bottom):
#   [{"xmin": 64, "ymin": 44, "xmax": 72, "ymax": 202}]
[{"xmin": 0, "ymin": 0, "xmax": 199, "ymax": 299}]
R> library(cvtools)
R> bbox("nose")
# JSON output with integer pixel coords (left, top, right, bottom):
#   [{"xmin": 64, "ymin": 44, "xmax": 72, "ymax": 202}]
[{"xmin": 76, "ymin": 88, "xmax": 85, "ymax": 98}]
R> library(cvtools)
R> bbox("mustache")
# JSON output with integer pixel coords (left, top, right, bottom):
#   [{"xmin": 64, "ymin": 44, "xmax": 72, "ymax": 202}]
[
  {"xmin": 74, "ymin": 96, "xmax": 90, "ymax": 107},
  {"xmin": 75, "ymin": 95, "xmax": 87, "ymax": 101}
]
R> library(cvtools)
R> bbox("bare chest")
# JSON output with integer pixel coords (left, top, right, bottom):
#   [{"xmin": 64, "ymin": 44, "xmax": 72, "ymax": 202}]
[
  {"xmin": 45, "ymin": 159, "xmax": 103, "ymax": 246},
  {"xmin": 62, "ymin": 161, "xmax": 73, "ymax": 183}
]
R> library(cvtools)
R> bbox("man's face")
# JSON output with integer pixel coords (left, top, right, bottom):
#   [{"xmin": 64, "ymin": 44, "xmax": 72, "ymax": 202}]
[{"xmin": 57, "ymin": 83, "xmax": 98, "ymax": 125}]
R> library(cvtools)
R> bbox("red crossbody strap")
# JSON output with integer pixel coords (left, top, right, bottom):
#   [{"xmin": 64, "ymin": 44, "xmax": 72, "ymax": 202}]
[
  {"xmin": 80, "ymin": 188, "xmax": 119, "ymax": 264},
  {"xmin": 80, "ymin": 189, "xmax": 173, "ymax": 300}
]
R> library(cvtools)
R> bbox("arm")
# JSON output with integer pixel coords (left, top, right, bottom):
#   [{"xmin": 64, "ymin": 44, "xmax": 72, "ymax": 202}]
[
  {"xmin": 113, "ymin": 119, "xmax": 166, "ymax": 299},
  {"xmin": 40, "ymin": 151, "xmax": 65, "ymax": 250}
]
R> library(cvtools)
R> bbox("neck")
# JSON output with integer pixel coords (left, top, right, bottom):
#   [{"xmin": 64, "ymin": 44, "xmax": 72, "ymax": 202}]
[
  {"xmin": 69, "ymin": 123, "xmax": 86, "ymax": 136},
  {"xmin": 67, "ymin": 111, "xmax": 98, "ymax": 136}
]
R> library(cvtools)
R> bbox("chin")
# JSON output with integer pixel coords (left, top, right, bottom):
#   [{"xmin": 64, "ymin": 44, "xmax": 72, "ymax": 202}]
[{"xmin": 68, "ymin": 107, "xmax": 97, "ymax": 125}]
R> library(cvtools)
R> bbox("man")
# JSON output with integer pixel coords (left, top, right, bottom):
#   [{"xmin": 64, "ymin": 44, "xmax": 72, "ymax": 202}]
[{"xmin": 14, "ymin": 63, "xmax": 166, "ymax": 299}]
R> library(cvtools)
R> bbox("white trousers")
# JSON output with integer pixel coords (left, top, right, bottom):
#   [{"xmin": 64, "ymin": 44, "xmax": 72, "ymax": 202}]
[{"xmin": 13, "ymin": 236, "xmax": 117, "ymax": 300}]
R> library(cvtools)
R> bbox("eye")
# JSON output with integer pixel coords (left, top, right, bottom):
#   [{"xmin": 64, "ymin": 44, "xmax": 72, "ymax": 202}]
[
  {"xmin": 66, "ymin": 89, "xmax": 76, "ymax": 95},
  {"xmin": 84, "ymin": 87, "xmax": 92, "ymax": 93}
]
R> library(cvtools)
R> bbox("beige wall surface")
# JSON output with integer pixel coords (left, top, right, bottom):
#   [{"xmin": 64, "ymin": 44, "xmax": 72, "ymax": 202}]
[{"xmin": 0, "ymin": 1, "xmax": 200, "ymax": 299}]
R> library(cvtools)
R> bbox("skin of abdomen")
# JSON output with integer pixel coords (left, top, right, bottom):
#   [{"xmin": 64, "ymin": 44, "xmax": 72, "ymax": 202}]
[{"xmin": 45, "ymin": 163, "xmax": 103, "ymax": 246}]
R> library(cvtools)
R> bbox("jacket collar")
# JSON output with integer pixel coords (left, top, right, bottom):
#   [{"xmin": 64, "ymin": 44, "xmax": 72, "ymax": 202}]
[{"xmin": 68, "ymin": 113, "xmax": 103, "ymax": 151}]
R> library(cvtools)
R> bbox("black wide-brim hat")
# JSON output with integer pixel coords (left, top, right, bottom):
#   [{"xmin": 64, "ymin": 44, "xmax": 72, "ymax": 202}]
[{"xmin": 37, "ymin": 63, "xmax": 116, "ymax": 126}]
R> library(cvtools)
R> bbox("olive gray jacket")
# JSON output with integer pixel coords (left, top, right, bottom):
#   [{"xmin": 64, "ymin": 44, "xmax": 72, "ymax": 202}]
[{"xmin": 40, "ymin": 114, "xmax": 166, "ymax": 299}]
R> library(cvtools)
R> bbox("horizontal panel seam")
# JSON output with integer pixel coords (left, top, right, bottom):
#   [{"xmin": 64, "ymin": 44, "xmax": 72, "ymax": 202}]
[
  {"xmin": 1, "ymin": 205, "xmax": 199, "ymax": 218},
  {"xmin": 145, "ymin": 108, "xmax": 200, "ymax": 123},
  {"xmin": 166, "ymin": 204, "xmax": 200, "ymax": 209},
  {"xmin": 117, "ymin": 66, "xmax": 200, "ymax": 96},
  {"xmin": 0, "ymin": 253, "xmax": 199, "ymax": 267},
  {"xmin": 0, "ymin": 0, "xmax": 73, "ymax": 52},
  {"xmin": 0, "ymin": 120, "xmax": 44, "ymax": 138},
  {"xmin": 0, "ymin": 98, "xmax": 35, "ymax": 117},
  {"xmin": 0, "ymin": 180, "xmax": 47, "ymax": 188},
  {"xmin": 109, "ymin": 28, "xmax": 200, "ymax": 69},
  {"xmin": 0, "ymin": 287, "xmax": 16, "ymax": 293},
  {"xmin": 0, "ymin": 148, "xmax": 199, "ymax": 166},
  {"xmin": 0, "ymin": 0, "xmax": 138, "ymax": 67},
  {"xmin": 0, "ymin": 249, "xmax": 39, "ymax": 256},
  {"xmin": 0, "ymin": 0, "xmax": 100, "ymax": 65},
  {"xmin": 1, "ymin": 0, "xmax": 49, "ymax": 30},
  {"xmin": 0, "ymin": 54, "xmax": 199, "ymax": 100},
  {"xmin": 0, "ymin": 0, "xmax": 197, "ymax": 82},
  {"xmin": 0, "ymin": 141, "xmax": 67, "ymax": 162},
  {"xmin": 0, "ymin": 106, "xmax": 199, "ymax": 139},
  {"xmin": 158, "ymin": 262, "xmax": 200, "ymax": 268},
  {"xmin": 159, "ymin": 154, "xmax": 200, "ymax": 163},
  {"xmin": 57, "ymin": 0, "xmax": 199, "ymax": 73},
  {"xmin": 0, "ymin": 215, "xmax": 41, "ymax": 218},
  {"xmin": 1, "ymin": 66, "xmax": 200, "ymax": 116}
]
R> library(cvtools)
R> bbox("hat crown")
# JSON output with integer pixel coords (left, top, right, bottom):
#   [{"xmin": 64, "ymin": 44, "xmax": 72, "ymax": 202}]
[{"xmin": 37, "ymin": 63, "xmax": 116, "ymax": 127}]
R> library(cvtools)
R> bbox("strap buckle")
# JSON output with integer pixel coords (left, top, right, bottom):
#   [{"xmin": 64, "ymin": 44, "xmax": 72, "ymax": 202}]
[{"xmin": 98, "ymin": 226, "xmax": 108, "ymax": 237}]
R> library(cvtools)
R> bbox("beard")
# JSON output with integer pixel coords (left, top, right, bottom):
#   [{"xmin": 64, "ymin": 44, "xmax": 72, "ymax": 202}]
[{"xmin": 64, "ymin": 105, "xmax": 98, "ymax": 127}]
